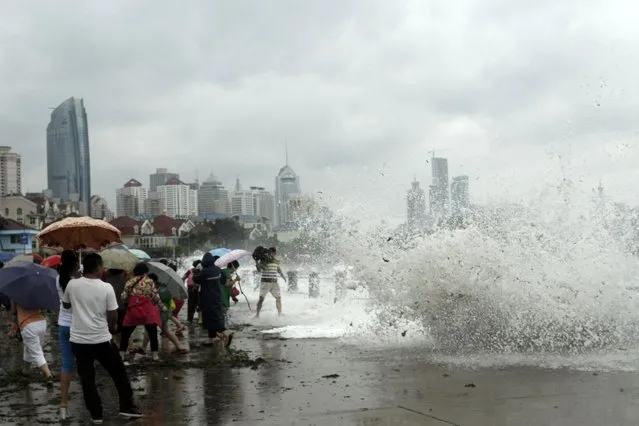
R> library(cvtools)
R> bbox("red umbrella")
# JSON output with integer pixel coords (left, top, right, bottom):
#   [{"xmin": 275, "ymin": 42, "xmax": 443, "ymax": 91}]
[{"xmin": 41, "ymin": 255, "xmax": 62, "ymax": 269}]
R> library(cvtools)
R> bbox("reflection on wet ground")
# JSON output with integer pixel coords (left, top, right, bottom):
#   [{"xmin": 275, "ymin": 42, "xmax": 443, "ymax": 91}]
[{"xmin": 2, "ymin": 314, "xmax": 639, "ymax": 425}]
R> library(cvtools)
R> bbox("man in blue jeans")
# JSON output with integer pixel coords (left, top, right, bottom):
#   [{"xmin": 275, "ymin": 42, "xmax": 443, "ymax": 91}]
[{"xmin": 62, "ymin": 253, "xmax": 142, "ymax": 424}]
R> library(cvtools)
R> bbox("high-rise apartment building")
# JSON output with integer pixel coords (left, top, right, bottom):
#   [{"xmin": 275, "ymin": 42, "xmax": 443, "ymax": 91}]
[
  {"xmin": 0, "ymin": 146, "xmax": 21, "ymax": 196},
  {"xmin": 46, "ymin": 97, "xmax": 91, "ymax": 215},
  {"xmin": 197, "ymin": 175, "xmax": 229, "ymax": 215},
  {"xmin": 157, "ymin": 178, "xmax": 197, "ymax": 218},
  {"xmin": 250, "ymin": 186, "xmax": 275, "ymax": 223},
  {"xmin": 451, "ymin": 175, "xmax": 470, "ymax": 215},
  {"xmin": 429, "ymin": 157, "xmax": 449, "ymax": 217},
  {"xmin": 149, "ymin": 168, "xmax": 179, "ymax": 192},
  {"xmin": 116, "ymin": 179, "xmax": 148, "ymax": 218},
  {"xmin": 406, "ymin": 179, "xmax": 426, "ymax": 228}
]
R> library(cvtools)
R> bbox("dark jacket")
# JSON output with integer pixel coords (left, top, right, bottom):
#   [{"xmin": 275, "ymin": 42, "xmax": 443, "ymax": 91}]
[{"xmin": 193, "ymin": 253, "xmax": 225, "ymax": 332}]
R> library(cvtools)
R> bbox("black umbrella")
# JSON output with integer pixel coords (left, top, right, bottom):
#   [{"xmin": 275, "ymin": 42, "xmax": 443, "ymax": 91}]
[{"xmin": 0, "ymin": 261, "xmax": 59, "ymax": 311}]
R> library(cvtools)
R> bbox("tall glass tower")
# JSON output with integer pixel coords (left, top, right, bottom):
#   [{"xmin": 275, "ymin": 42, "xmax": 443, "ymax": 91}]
[{"xmin": 46, "ymin": 97, "xmax": 91, "ymax": 215}]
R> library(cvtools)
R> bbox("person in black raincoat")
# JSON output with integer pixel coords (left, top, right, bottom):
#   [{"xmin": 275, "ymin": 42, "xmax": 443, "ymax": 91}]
[{"xmin": 193, "ymin": 253, "xmax": 234, "ymax": 347}]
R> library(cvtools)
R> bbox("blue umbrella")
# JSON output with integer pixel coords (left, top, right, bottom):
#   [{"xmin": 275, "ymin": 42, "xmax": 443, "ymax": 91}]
[
  {"xmin": 0, "ymin": 252, "xmax": 16, "ymax": 263},
  {"xmin": 209, "ymin": 248, "xmax": 231, "ymax": 258},
  {"xmin": 0, "ymin": 261, "xmax": 59, "ymax": 311}
]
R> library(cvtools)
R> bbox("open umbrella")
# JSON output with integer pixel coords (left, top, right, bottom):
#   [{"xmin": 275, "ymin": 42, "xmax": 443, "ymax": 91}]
[
  {"xmin": 41, "ymin": 255, "xmax": 62, "ymax": 269},
  {"xmin": 0, "ymin": 261, "xmax": 60, "ymax": 310},
  {"xmin": 147, "ymin": 261, "xmax": 187, "ymax": 299},
  {"xmin": 38, "ymin": 216, "xmax": 122, "ymax": 250},
  {"xmin": 0, "ymin": 252, "xmax": 16, "ymax": 263},
  {"xmin": 6, "ymin": 254, "xmax": 38, "ymax": 266},
  {"xmin": 209, "ymin": 248, "xmax": 231, "ymax": 258},
  {"xmin": 129, "ymin": 248, "xmax": 151, "ymax": 260},
  {"xmin": 214, "ymin": 249, "xmax": 251, "ymax": 267},
  {"xmin": 101, "ymin": 248, "xmax": 138, "ymax": 271}
]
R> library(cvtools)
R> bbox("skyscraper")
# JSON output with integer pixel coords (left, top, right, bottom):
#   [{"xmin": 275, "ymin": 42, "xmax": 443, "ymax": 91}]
[
  {"xmin": 46, "ymin": 97, "xmax": 91, "ymax": 215},
  {"xmin": 274, "ymin": 148, "xmax": 301, "ymax": 226},
  {"xmin": 197, "ymin": 174, "xmax": 229, "ymax": 215},
  {"xmin": 0, "ymin": 146, "xmax": 21, "ymax": 196},
  {"xmin": 406, "ymin": 179, "xmax": 426, "ymax": 228},
  {"xmin": 116, "ymin": 179, "xmax": 148, "ymax": 218},
  {"xmin": 149, "ymin": 168, "xmax": 179, "ymax": 192},
  {"xmin": 157, "ymin": 178, "xmax": 197, "ymax": 218},
  {"xmin": 429, "ymin": 157, "xmax": 449, "ymax": 217},
  {"xmin": 451, "ymin": 175, "xmax": 470, "ymax": 215},
  {"xmin": 250, "ymin": 186, "xmax": 275, "ymax": 223}
]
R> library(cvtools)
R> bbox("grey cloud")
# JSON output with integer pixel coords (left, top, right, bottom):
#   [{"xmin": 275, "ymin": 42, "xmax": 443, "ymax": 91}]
[{"xmin": 2, "ymin": 0, "xmax": 639, "ymax": 220}]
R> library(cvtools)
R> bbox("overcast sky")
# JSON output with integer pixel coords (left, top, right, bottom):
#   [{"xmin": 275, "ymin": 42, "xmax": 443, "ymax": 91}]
[{"xmin": 3, "ymin": 0, "xmax": 639, "ymax": 223}]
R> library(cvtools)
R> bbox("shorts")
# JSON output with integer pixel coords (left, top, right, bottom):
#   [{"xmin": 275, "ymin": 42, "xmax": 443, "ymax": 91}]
[
  {"xmin": 21, "ymin": 320, "xmax": 47, "ymax": 367},
  {"xmin": 259, "ymin": 280, "xmax": 281, "ymax": 298},
  {"xmin": 58, "ymin": 325, "xmax": 74, "ymax": 373},
  {"xmin": 173, "ymin": 298, "xmax": 185, "ymax": 316}
]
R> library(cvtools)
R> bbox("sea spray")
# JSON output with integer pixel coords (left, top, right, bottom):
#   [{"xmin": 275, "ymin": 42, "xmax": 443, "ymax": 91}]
[{"xmin": 329, "ymin": 183, "xmax": 639, "ymax": 354}]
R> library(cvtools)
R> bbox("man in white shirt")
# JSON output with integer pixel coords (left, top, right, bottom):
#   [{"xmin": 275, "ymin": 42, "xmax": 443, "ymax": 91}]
[{"xmin": 62, "ymin": 253, "xmax": 142, "ymax": 424}]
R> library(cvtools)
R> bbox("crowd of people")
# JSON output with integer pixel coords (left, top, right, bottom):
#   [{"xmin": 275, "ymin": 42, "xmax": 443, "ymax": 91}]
[{"xmin": 0, "ymin": 246, "xmax": 285, "ymax": 424}]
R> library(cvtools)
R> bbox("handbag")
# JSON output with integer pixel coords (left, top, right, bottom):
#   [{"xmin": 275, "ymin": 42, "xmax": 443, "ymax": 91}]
[{"xmin": 123, "ymin": 295, "xmax": 161, "ymax": 326}]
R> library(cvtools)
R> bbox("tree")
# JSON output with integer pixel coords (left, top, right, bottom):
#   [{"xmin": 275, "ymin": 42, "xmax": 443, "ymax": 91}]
[{"xmin": 209, "ymin": 218, "xmax": 246, "ymax": 247}]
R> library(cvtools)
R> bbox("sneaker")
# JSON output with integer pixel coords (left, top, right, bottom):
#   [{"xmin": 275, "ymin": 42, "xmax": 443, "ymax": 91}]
[
  {"xmin": 91, "ymin": 419, "xmax": 103, "ymax": 424},
  {"xmin": 59, "ymin": 407, "xmax": 69, "ymax": 420},
  {"xmin": 120, "ymin": 407, "xmax": 143, "ymax": 418}
]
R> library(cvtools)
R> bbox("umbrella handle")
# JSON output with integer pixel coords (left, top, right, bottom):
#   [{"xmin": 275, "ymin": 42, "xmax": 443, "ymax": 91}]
[{"xmin": 237, "ymin": 282, "xmax": 252, "ymax": 312}]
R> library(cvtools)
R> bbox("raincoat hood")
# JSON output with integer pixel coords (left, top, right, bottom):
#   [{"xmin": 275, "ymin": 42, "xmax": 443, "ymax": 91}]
[{"xmin": 201, "ymin": 252, "xmax": 215, "ymax": 268}]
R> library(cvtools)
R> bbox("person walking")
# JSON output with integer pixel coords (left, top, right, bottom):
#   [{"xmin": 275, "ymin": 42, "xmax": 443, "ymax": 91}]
[
  {"xmin": 220, "ymin": 260, "xmax": 240, "ymax": 329},
  {"xmin": 119, "ymin": 263, "xmax": 164, "ymax": 362},
  {"xmin": 10, "ymin": 300, "xmax": 53, "ymax": 385},
  {"xmin": 142, "ymin": 273, "xmax": 189, "ymax": 354},
  {"xmin": 193, "ymin": 253, "xmax": 233, "ymax": 347},
  {"xmin": 255, "ymin": 247, "xmax": 286, "ymax": 318},
  {"xmin": 56, "ymin": 250, "xmax": 80, "ymax": 421},
  {"xmin": 184, "ymin": 260, "xmax": 201, "ymax": 323},
  {"xmin": 62, "ymin": 253, "xmax": 142, "ymax": 424},
  {"xmin": 103, "ymin": 268, "xmax": 128, "ymax": 347}
]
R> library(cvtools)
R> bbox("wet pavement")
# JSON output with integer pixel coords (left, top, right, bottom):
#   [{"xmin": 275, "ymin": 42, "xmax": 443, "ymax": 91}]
[{"xmin": 0, "ymin": 316, "xmax": 638, "ymax": 425}]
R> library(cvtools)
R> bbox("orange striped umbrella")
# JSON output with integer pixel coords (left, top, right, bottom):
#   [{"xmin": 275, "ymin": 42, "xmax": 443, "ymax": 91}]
[{"xmin": 37, "ymin": 216, "xmax": 122, "ymax": 250}]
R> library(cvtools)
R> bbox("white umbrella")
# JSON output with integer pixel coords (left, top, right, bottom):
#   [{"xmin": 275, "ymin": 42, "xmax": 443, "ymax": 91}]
[
  {"xmin": 147, "ymin": 261, "xmax": 187, "ymax": 299},
  {"xmin": 214, "ymin": 249, "xmax": 251, "ymax": 267},
  {"xmin": 100, "ymin": 248, "xmax": 138, "ymax": 271},
  {"xmin": 129, "ymin": 248, "xmax": 151, "ymax": 260}
]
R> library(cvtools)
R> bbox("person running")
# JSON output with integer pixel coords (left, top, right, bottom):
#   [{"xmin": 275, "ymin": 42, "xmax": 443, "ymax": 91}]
[
  {"xmin": 62, "ymin": 253, "xmax": 142, "ymax": 423},
  {"xmin": 255, "ymin": 247, "xmax": 286, "ymax": 318},
  {"xmin": 193, "ymin": 253, "xmax": 233, "ymax": 347},
  {"xmin": 10, "ymin": 300, "xmax": 53, "ymax": 386},
  {"xmin": 57, "ymin": 250, "xmax": 80, "ymax": 421},
  {"xmin": 119, "ymin": 263, "xmax": 164, "ymax": 362},
  {"xmin": 184, "ymin": 260, "xmax": 201, "ymax": 323},
  {"xmin": 142, "ymin": 273, "xmax": 188, "ymax": 354}
]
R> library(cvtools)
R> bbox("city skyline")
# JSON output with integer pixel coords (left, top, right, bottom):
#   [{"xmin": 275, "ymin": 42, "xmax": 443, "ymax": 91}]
[{"xmin": 46, "ymin": 97, "xmax": 91, "ymax": 216}]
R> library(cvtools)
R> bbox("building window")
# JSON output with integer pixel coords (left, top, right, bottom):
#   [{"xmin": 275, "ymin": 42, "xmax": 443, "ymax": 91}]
[
  {"xmin": 17, "ymin": 208, "xmax": 22, "ymax": 215},
  {"xmin": 29, "ymin": 217, "xmax": 36, "ymax": 225}
]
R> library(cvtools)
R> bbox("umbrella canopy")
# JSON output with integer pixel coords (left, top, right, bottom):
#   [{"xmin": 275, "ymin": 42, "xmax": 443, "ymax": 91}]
[
  {"xmin": 41, "ymin": 255, "xmax": 62, "ymax": 269},
  {"xmin": 6, "ymin": 254, "xmax": 38, "ymax": 266},
  {"xmin": 38, "ymin": 216, "xmax": 122, "ymax": 250},
  {"xmin": 147, "ymin": 261, "xmax": 187, "ymax": 299},
  {"xmin": 101, "ymin": 248, "xmax": 138, "ymax": 272},
  {"xmin": 0, "ymin": 261, "xmax": 60, "ymax": 310},
  {"xmin": 214, "ymin": 249, "xmax": 251, "ymax": 267},
  {"xmin": 209, "ymin": 248, "xmax": 231, "ymax": 258},
  {"xmin": 0, "ymin": 252, "xmax": 16, "ymax": 263},
  {"xmin": 129, "ymin": 248, "xmax": 151, "ymax": 260}
]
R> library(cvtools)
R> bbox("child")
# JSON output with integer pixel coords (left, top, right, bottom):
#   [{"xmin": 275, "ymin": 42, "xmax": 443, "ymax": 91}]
[{"xmin": 143, "ymin": 273, "xmax": 188, "ymax": 354}]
